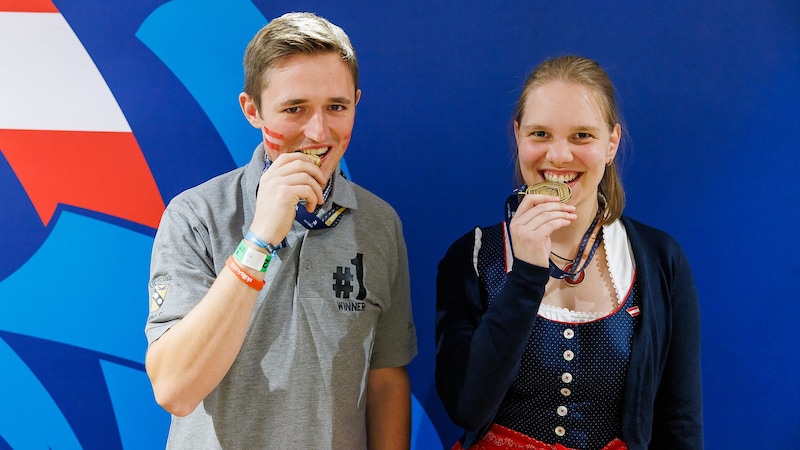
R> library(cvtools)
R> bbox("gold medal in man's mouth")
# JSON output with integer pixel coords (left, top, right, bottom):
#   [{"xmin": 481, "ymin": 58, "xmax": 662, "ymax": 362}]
[{"xmin": 306, "ymin": 154, "xmax": 322, "ymax": 167}]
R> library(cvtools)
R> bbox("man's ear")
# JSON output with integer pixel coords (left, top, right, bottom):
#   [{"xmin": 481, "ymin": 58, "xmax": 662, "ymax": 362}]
[{"xmin": 239, "ymin": 92, "xmax": 261, "ymax": 128}]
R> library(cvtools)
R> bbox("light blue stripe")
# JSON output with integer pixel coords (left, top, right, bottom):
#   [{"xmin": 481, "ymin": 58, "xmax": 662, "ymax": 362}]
[
  {"xmin": 0, "ymin": 211, "xmax": 152, "ymax": 362},
  {"xmin": 412, "ymin": 394, "xmax": 443, "ymax": 449},
  {"xmin": 136, "ymin": 0, "xmax": 267, "ymax": 166},
  {"xmin": 101, "ymin": 360, "xmax": 171, "ymax": 449}
]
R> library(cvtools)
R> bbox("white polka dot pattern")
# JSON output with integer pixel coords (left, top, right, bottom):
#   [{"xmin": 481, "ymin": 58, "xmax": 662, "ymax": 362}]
[{"xmin": 493, "ymin": 285, "xmax": 639, "ymax": 449}]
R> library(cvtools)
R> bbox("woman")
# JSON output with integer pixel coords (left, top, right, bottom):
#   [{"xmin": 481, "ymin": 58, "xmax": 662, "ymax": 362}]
[{"xmin": 435, "ymin": 56, "xmax": 702, "ymax": 450}]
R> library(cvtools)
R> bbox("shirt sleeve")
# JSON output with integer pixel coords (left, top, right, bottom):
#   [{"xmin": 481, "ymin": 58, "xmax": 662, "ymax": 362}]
[
  {"xmin": 144, "ymin": 202, "xmax": 217, "ymax": 346},
  {"xmin": 368, "ymin": 213, "xmax": 417, "ymax": 369}
]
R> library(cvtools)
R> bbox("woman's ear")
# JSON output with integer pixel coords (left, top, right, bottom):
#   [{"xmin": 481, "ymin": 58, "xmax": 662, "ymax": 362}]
[{"xmin": 607, "ymin": 123, "xmax": 621, "ymax": 162}]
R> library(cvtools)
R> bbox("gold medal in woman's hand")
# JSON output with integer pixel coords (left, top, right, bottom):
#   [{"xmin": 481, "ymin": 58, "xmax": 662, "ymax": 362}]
[{"xmin": 524, "ymin": 181, "xmax": 572, "ymax": 203}]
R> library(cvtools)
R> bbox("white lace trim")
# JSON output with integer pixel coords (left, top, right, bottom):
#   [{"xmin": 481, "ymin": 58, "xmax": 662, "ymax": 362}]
[
  {"xmin": 603, "ymin": 220, "xmax": 635, "ymax": 305},
  {"xmin": 538, "ymin": 303, "xmax": 609, "ymax": 322}
]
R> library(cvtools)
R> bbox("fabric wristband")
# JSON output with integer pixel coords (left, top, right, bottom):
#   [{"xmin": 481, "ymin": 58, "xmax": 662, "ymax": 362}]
[
  {"xmin": 233, "ymin": 240, "xmax": 271, "ymax": 272},
  {"xmin": 244, "ymin": 229, "xmax": 281, "ymax": 254},
  {"xmin": 226, "ymin": 256, "xmax": 265, "ymax": 291}
]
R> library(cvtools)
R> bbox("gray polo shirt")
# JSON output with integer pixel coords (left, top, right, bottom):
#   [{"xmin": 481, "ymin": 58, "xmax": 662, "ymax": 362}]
[{"xmin": 146, "ymin": 145, "xmax": 417, "ymax": 449}]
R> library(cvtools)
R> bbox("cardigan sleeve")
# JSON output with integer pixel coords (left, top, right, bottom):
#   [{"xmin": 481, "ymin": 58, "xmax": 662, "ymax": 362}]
[
  {"xmin": 434, "ymin": 227, "xmax": 551, "ymax": 432},
  {"xmin": 621, "ymin": 216, "xmax": 704, "ymax": 449},
  {"xmin": 649, "ymin": 238, "xmax": 704, "ymax": 449}
]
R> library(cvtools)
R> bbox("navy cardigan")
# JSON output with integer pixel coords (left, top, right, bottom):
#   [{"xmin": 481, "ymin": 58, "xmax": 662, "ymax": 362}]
[{"xmin": 435, "ymin": 216, "xmax": 703, "ymax": 449}]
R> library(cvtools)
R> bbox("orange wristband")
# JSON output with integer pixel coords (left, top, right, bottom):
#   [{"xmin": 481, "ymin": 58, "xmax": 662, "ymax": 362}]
[{"xmin": 226, "ymin": 256, "xmax": 265, "ymax": 291}]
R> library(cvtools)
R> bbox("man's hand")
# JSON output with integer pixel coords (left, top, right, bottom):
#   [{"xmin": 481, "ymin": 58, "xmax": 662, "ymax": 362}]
[{"xmin": 249, "ymin": 152, "xmax": 327, "ymax": 246}]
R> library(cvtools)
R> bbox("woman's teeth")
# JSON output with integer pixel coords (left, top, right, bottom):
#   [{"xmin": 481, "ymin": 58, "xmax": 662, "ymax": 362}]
[{"xmin": 544, "ymin": 173, "xmax": 578, "ymax": 184}]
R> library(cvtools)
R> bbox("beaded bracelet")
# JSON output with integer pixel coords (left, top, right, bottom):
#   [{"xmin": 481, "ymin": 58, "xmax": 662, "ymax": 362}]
[{"xmin": 226, "ymin": 256, "xmax": 265, "ymax": 291}]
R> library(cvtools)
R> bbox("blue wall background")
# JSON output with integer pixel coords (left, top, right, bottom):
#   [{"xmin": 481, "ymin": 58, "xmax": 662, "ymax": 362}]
[{"xmin": 0, "ymin": 0, "xmax": 798, "ymax": 448}]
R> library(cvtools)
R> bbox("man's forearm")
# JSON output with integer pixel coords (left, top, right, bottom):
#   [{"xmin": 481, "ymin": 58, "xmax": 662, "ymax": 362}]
[
  {"xmin": 366, "ymin": 366, "xmax": 412, "ymax": 449},
  {"xmin": 146, "ymin": 266, "xmax": 261, "ymax": 416}
]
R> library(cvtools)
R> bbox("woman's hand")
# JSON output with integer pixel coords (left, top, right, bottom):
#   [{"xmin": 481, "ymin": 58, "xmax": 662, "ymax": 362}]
[{"xmin": 508, "ymin": 194, "xmax": 577, "ymax": 267}]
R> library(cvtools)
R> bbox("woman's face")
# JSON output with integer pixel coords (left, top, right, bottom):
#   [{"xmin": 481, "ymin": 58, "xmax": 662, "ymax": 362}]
[{"xmin": 515, "ymin": 81, "xmax": 620, "ymax": 213}]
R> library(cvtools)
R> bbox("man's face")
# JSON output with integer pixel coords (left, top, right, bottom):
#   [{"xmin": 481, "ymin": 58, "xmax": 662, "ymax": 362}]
[{"xmin": 243, "ymin": 52, "xmax": 360, "ymax": 182}]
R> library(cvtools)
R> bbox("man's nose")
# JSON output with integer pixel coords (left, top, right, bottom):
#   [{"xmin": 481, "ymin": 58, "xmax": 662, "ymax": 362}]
[{"xmin": 304, "ymin": 110, "xmax": 328, "ymax": 142}]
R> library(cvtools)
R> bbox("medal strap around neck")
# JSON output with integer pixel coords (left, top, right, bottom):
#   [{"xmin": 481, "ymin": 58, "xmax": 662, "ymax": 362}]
[
  {"xmin": 504, "ymin": 185, "xmax": 606, "ymax": 280},
  {"xmin": 547, "ymin": 206, "xmax": 604, "ymax": 280}
]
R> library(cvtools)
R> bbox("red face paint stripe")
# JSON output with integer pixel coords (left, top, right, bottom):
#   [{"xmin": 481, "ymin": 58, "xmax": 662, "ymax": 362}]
[
  {"xmin": 264, "ymin": 140, "xmax": 281, "ymax": 150},
  {"xmin": 263, "ymin": 127, "xmax": 284, "ymax": 140}
]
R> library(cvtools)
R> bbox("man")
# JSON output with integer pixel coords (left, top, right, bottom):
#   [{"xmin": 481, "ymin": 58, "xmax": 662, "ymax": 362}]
[{"xmin": 145, "ymin": 12, "xmax": 417, "ymax": 449}]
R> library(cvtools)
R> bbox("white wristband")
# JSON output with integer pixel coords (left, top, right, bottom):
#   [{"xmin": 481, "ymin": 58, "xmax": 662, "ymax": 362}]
[{"xmin": 233, "ymin": 241, "xmax": 270, "ymax": 272}]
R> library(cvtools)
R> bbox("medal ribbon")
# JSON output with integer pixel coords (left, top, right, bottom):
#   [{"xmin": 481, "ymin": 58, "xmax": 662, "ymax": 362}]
[
  {"xmin": 547, "ymin": 206, "xmax": 604, "ymax": 280},
  {"xmin": 294, "ymin": 198, "xmax": 347, "ymax": 230},
  {"xmin": 504, "ymin": 185, "xmax": 606, "ymax": 280},
  {"xmin": 263, "ymin": 154, "xmax": 347, "ymax": 231}
]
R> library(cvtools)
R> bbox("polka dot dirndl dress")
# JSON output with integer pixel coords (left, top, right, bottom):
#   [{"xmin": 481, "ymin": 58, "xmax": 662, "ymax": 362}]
[
  {"xmin": 494, "ymin": 286, "xmax": 638, "ymax": 449},
  {"xmin": 478, "ymin": 222, "xmax": 638, "ymax": 450}
]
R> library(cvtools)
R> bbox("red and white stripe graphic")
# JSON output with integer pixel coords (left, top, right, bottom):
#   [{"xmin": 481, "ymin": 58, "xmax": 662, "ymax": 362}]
[{"xmin": 0, "ymin": 1, "xmax": 165, "ymax": 228}]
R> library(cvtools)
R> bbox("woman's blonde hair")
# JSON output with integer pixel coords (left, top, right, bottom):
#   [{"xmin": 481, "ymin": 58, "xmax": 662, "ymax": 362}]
[{"xmin": 512, "ymin": 55, "xmax": 625, "ymax": 224}]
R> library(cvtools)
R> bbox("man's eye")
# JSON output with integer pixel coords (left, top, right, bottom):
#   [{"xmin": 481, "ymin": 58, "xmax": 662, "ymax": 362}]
[
  {"xmin": 285, "ymin": 106, "xmax": 301, "ymax": 113},
  {"xmin": 576, "ymin": 132, "xmax": 592, "ymax": 139},
  {"xmin": 330, "ymin": 105, "xmax": 345, "ymax": 111},
  {"xmin": 530, "ymin": 131, "xmax": 547, "ymax": 138}
]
